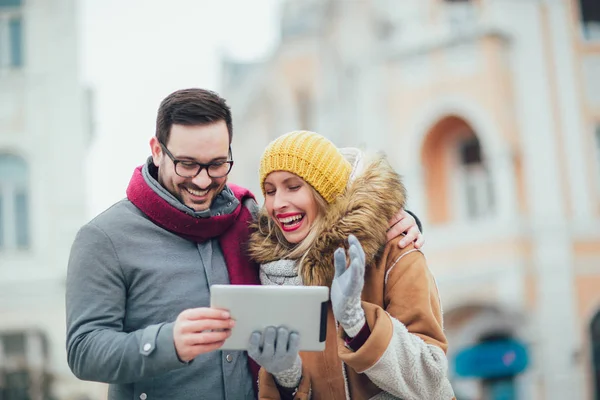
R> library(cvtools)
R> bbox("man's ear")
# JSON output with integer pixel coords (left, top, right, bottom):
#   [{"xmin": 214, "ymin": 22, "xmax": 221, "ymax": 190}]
[{"xmin": 149, "ymin": 137, "xmax": 162, "ymax": 167}]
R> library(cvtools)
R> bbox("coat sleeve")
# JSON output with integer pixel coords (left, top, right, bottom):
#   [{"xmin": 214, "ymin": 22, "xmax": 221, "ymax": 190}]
[
  {"xmin": 338, "ymin": 243, "xmax": 455, "ymax": 400},
  {"xmin": 65, "ymin": 222, "xmax": 187, "ymax": 383}
]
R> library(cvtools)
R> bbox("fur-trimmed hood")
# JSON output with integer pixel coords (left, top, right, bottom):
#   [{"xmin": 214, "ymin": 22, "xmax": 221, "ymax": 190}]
[{"xmin": 248, "ymin": 153, "xmax": 406, "ymax": 288}]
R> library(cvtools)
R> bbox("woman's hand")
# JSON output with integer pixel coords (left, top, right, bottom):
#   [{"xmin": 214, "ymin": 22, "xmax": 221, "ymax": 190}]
[
  {"xmin": 331, "ymin": 235, "xmax": 366, "ymax": 337},
  {"xmin": 248, "ymin": 326, "xmax": 300, "ymax": 374},
  {"xmin": 248, "ymin": 326, "xmax": 303, "ymax": 388}
]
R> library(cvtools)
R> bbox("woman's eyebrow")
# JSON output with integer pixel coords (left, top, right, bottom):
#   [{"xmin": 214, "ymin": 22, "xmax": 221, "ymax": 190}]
[
  {"xmin": 281, "ymin": 176, "xmax": 302, "ymax": 184},
  {"xmin": 265, "ymin": 175, "xmax": 303, "ymax": 186}
]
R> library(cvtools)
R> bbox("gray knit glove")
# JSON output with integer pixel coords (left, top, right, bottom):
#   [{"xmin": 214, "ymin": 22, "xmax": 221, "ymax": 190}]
[
  {"xmin": 331, "ymin": 234, "xmax": 366, "ymax": 337},
  {"xmin": 248, "ymin": 326, "xmax": 302, "ymax": 388}
]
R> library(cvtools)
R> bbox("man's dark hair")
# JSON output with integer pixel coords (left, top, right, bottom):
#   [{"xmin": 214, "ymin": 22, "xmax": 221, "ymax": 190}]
[{"xmin": 156, "ymin": 88, "xmax": 233, "ymax": 145}]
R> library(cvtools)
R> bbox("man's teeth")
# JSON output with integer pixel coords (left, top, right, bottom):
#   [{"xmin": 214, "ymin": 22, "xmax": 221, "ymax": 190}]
[
  {"xmin": 187, "ymin": 187, "xmax": 209, "ymax": 196},
  {"xmin": 279, "ymin": 215, "xmax": 303, "ymax": 224}
]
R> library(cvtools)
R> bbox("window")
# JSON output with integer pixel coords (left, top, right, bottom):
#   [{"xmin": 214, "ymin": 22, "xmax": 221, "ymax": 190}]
[
  {"xmin": 591, "ymin": 311, "xmax": 600, "ymax": 400},
  {"xmin": 0, "ymin": 1, "xmax": 23, "ymax": 7},
  {"xmin": 456, "ymin": 136, "xmax": 494, "ymax": 220},
  {"xmin": 580, "ymin": 0, "xmax": 600, "ymax": 41},
  {"xmin": 0, "ymin": 196, "xmax": 4, "ymax": 247},
  {"xmin": 14, "ymin": 190, "xmax": 28, "ymax": 247},
  {"xmin": 0, "ymin": 153, "xmax": 30, "ymax": 250},
  {"xmin": 0, "ymin": 0, "xmax": 23, "ymax": 69},
  {"xmin": 595, "ymin": 125, "xmax": 600, "ymax": 189},
  {"xmin": 0, "ymin": 330, "xmax": 51, "ymax": 400}
]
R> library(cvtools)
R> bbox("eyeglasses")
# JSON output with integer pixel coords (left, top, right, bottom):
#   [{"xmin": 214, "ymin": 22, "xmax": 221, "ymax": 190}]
[{"xmin": 160, "ymin": 143, "xmax": 234, "ymax": 178}]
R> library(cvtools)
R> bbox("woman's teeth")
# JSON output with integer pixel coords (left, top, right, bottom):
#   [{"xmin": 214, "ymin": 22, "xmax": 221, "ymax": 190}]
[{"xmin": 279, "ymin": 215, "xmax": 303, "ymax": 225}]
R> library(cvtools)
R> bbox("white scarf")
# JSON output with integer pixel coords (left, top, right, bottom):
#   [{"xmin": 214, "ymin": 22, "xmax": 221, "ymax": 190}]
[{"xmin": 259, "ymin": 259, "xmax": 303, "ymax": 287}]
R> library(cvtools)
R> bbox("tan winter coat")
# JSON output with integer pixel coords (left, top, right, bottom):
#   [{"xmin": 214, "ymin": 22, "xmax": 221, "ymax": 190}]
[{"xmin": 248, "ymin": 156, "xmax": 455, "ymax": 400}]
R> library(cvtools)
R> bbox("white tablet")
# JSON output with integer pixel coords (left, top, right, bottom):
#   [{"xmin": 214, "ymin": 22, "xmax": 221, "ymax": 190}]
[{"xmin": 210, "ymin": 284, "xmax": 329, "ymax": 352}]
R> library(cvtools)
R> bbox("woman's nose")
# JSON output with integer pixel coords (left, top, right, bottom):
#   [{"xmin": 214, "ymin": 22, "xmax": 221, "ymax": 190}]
[{"xmin": 272, "ymin": 191, "xmax": 288, "ymax": 210}]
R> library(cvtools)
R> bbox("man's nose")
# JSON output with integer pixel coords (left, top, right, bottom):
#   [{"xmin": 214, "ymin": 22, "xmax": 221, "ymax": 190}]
[{"xmin": 191, "ymin": 168, "xmax": 212, "ymax": 188}]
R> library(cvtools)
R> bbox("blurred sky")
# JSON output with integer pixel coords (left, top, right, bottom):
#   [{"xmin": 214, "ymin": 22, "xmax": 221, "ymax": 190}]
[{"xmin": 80, "ymin": 0, "xmax": 280, "ymax": 217}]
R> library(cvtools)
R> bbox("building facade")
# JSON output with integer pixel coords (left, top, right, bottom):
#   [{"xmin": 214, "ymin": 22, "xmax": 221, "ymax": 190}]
[
  {"xmin": 222, "ymin": 0, "xmax": 600, "ymax": 399},
  {"xmin": 0, "ymin": 0, "xmax": 104, "ymax": 398}
]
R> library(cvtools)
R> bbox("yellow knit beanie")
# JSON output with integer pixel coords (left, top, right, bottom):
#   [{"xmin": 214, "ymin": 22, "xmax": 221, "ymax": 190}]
[{"xmin": 259, "ymin": 131, "xmax": 352, "ymax": 204}]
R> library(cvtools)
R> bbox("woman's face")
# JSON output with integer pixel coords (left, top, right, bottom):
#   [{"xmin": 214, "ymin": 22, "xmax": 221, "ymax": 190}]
[{"xmin": 263, "ymin": 171, "xmax": 320, "ymax": 244}]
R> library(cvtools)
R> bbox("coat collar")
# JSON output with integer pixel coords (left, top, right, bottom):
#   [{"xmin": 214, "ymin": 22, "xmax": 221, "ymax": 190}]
[{"xmin": 248, "ymin": 155, "xmax": 406, "ymax": 287}]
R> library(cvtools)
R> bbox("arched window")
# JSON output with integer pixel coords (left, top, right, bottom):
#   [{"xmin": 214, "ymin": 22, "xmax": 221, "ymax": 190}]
[
  {"xmin": 591, "ymin": 310, "xmax": 600, "ymax": 400},
  {"xmin": 0, "ymin": 153, "xmax": 29, "ymax": 250},
  {"xmin": 422, "ymin": 116, "xmax": 496, "ymax": 223}
]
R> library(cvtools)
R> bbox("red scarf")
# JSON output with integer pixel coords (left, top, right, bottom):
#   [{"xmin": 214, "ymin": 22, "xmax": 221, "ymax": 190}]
[{"xmin": 126, "ymin": 165, "xmax": 261, "ymax": 384}]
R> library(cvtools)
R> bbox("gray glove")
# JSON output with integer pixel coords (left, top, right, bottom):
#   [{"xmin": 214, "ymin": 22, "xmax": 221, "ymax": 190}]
[
  {"xmin": 331, "ymin": 234, "xmax": 366, "ymax": 337},
  {"xmin": 248, "ymin": 326, "xmax": 302, "ymax": 388}
]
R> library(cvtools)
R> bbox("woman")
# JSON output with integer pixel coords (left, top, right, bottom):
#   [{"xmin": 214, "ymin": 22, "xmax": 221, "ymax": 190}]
[{"xmin": 247, "ymin": 131, "xmax": 454, "ymax": 399}]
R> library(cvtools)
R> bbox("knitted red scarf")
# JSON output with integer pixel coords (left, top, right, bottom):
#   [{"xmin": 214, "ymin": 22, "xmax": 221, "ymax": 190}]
[{"xmin": 126, "ymin": 165, "xmax": 261, "ymax": 384}]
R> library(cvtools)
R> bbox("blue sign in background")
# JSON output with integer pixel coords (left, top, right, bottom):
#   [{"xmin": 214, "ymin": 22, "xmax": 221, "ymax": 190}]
[{"xmin": 454, "ymin": 339, "xmax": 529, "ymax": 379}]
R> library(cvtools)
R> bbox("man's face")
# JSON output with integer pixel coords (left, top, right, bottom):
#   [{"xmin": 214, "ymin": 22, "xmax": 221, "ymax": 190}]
[{"xmin": 150, "ymin": 121, "xmax": 230, "ymax": 212}]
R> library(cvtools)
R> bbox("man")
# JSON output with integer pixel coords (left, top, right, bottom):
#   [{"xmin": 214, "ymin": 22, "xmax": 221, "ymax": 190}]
[{"xmin": 65, "ymin": 88, "xmax": 423, "ymax": 400}]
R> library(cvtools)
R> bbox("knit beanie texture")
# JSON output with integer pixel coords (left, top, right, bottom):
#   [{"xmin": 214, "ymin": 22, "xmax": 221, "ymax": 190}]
[{"xmin": 259, "ymin": 131, "xmax": 351, "ymax": 203}]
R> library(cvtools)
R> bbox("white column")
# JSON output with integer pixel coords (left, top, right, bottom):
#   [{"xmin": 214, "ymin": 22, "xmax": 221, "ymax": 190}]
[
  {"xmin": 492, "ymin": 1, "xmax": 581, "ymax": 398},
  {"xmin": 546, "ymin": 0, "xmax": 593, "ymax": 222}
]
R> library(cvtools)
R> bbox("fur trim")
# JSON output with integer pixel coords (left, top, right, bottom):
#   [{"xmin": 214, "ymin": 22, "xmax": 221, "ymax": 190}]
[{"xmin": 248, "ymin": 155, "xmax": 406, "ymax": 287}]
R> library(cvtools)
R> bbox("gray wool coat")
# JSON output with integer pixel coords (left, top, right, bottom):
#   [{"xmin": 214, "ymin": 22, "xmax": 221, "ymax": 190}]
[{"xmin": 65, "ymin": 164, "xmax": 256, "ymax": 400}]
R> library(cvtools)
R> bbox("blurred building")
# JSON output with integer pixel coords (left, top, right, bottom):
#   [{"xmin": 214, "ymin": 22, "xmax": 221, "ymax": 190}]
[
  {"xmin": 0, "ymin": 0, "xmax": 104, "ymax": 399},
  {"xmin": 222, "ymin": 0, "xmax": 600, "ymax": 399}
]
